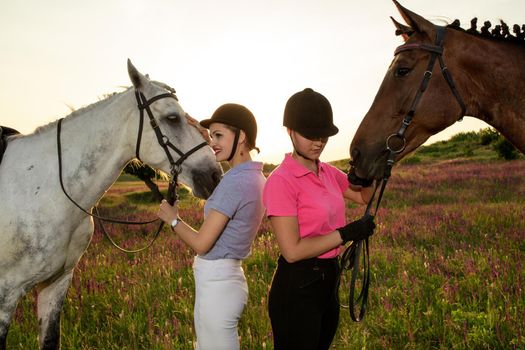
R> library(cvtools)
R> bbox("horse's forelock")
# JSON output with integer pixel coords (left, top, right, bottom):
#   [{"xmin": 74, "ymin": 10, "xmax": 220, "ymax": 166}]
[{"xmin": 151, "ymin": 80, "xmax": 176, "ymax": 94}]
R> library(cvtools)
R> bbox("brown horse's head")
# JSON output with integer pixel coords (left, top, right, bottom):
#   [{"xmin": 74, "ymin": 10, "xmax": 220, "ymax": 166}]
[{"xmin": 350, "ymin": 1, "xmax": 466, "ymax": 181}]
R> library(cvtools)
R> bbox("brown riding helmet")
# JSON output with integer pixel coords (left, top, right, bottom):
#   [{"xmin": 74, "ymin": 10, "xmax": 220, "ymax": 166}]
[{"xmin": 200, "ymin": 103, "xmax": 258, "ymax": 149}]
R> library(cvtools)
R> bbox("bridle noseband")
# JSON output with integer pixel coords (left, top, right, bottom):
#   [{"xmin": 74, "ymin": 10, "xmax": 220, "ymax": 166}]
[
  {"xmin": 340, "ymin": 25, "xmax": 466, "ymax": 322},
  {"xmin": 57, "ymin": 88, "xmax": 208, "ymax": 253}
]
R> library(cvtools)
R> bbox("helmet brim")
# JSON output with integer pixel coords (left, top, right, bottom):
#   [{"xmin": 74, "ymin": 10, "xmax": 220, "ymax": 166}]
[
  {"xmin": 199, "ymin": 118, "xmax": 233, "ymax": 129},
  {"xmin": 295, "ymin": 125, "xmax": 339, "ymax": 139}
]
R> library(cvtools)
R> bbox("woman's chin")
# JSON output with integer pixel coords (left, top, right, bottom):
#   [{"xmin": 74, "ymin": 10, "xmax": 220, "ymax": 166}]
[
  {"xmin": 310, "ymin": 151, "xmax": 322, "ymax": 159},
  {"xmin": 214, "ymin": 153, "xmax": 226, "ymax": 162}
]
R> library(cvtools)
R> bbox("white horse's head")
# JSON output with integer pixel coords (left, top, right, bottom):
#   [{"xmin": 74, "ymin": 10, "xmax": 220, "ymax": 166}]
[{"xmin": 127, "ymin": 59, "xmax": 221, "ymax": 199}]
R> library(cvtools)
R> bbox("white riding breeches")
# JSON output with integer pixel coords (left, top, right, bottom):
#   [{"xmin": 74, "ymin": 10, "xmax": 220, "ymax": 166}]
[{"xmin": 193, "ymin": 256, "xmax": 248, "ymax": 350}]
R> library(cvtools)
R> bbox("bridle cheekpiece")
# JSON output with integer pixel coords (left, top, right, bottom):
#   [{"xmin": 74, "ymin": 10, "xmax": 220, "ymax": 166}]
[{"xmin": 133, "ymin": 90, "xmax": 207, "ymax": 205}]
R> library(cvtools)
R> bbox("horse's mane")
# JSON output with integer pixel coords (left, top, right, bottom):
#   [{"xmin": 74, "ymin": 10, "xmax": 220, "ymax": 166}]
[
  {"xmin": 33, "ymin": 81, "xmax": 177, "ymax": 135},
  {"xmin": 447, "ymin": 18, "xmax": 525, "ymax": 45},
  {"xmin": 33, "ymin": 89, "xmax": 130, "ymax": 135}
]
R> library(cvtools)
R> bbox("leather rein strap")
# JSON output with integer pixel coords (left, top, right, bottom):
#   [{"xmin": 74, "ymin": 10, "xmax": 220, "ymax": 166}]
[
  {"xmin": 57, "ymin": 89, "xmax": 207, "ymax": 253},
  {"xmin": 339, "ymin": 25, "xmax": 466, "ymax": 322}
]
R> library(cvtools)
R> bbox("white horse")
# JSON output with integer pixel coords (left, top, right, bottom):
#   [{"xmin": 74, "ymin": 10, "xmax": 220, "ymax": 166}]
[{"xmin": 0, "ymin": 60, "xmax": 222, "ymax": 350}]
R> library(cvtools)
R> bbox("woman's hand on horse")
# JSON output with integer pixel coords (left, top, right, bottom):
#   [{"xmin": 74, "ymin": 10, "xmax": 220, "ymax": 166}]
[{"xmin": 157, "ymin": 199, "xmax": 179, "ymax": 225}]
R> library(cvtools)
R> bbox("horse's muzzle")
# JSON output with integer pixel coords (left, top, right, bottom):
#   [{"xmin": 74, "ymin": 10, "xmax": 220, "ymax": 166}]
[
  {"xmin": 191, "ymin": 168, "xmax": 222, "ymax": 199},
  {"xmin": 347, "ymin": 167, "xmax": 374, "ymax": 187}
]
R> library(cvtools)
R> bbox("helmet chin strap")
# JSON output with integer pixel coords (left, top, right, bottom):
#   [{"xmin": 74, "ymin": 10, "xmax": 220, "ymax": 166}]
[
  {"xmin": 227, "ymin": 129, "xmax": 241, "ymax": 162},
  {"xmin": 290, "ymin": 132, "xmax": 315, "ymax": 162}
]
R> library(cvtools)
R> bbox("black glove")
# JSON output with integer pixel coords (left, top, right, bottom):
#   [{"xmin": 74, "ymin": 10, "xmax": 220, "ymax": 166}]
[{"xmin": 337, "ymin": 214, "xmax": 376, "ymax": 245}]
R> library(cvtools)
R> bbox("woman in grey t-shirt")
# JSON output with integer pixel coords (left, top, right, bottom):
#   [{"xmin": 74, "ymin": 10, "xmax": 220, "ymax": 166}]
[{"xmin": 157, "ymin": 104, "xmax": 265, "ymax": 350}]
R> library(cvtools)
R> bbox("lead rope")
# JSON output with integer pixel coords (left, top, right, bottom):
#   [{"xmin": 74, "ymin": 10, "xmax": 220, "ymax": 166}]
[{"xmin": 95, "ymin": 167, "xmax": 180, "ymax": 254}]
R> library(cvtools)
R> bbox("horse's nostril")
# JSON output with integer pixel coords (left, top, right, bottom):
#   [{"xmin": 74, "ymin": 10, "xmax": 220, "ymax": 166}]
[{"xmin": 351, "ymin": 148, "xmax": 360, "ymax": 163}]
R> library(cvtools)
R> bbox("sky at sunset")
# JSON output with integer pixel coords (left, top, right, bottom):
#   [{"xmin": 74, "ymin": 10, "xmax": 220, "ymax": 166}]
[{"xmin": 1, "ymin": 0, "xmax": 524, "ymax": 164}]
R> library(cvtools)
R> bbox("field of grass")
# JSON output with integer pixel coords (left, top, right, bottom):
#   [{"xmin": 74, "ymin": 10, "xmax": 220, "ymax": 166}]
[{"xmin": 7, "ymin": 157, "xmax": 525, "ymax": 349}]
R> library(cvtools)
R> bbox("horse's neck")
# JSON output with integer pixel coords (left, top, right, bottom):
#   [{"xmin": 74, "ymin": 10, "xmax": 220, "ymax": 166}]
[
  {"xmin": 456, "ymin": 32, "xmax": 525, "ymax": 153},
  {"xmin": 53, "ymin": 91, "xmax": 136, "ymax": 206}
]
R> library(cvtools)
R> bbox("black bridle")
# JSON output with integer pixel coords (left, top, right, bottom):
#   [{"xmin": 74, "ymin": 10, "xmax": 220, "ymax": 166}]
[
  {"xmin": 339, "ymin": 25, "xmax": 466, "ymax": 321},
  {"xmin": 133, "ymin": 90, "xmax": 208, "ymax": 205},
  {"xmin": 57, "ymin": 89, "xmax": 208, "ymax": 253}
]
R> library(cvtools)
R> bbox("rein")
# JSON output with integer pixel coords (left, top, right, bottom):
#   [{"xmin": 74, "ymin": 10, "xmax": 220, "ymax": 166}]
[
  {"xmin": 339, "ymin": 25, "xmax": 466, "ymax": 322},
  {"xmin": 57, "ymin": 89, "xmax": 207, "ymax": 253}
]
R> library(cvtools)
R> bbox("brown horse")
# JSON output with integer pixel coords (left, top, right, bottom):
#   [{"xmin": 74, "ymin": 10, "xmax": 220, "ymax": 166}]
[{"xmin": 349, "ymin": 0, "xmax": 525, "ymax": 182}]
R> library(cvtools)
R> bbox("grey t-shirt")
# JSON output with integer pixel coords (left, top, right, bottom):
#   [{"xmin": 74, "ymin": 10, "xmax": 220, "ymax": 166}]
[{"xmin": 200, "ymin": 161, "xmax": 266, "ymax": 260}]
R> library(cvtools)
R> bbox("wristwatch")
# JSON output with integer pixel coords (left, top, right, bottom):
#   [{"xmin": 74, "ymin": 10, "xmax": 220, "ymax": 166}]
[{"xmin": 170, "ymin": 218, "xmax": 179, "ymax": 230}]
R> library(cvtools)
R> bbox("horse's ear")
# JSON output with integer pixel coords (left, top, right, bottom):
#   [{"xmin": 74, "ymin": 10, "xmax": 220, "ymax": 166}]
[
  {"xmin": 127, "ymin": 59, "xmax": 149, "ymax": 90},
  {"xmin": 390, "ymin": 16, "xmax": 414, "ymax": 41},
  {"xmin": 393, "ymin": 0, "xmax": 434, "ymax": 36}
]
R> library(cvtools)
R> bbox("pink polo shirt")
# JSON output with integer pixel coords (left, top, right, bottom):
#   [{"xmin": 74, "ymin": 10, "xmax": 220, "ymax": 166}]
[{"xmin": 263, "ymin": 153, "xmax": 349, "ymax": 259}]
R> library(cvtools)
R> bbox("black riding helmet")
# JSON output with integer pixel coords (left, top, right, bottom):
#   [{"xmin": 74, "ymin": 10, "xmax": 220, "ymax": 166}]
[
  {"xmin": 283, "ymin": 88, "xmax": 339, "ymax": 138},
  {"xmin": 200, "ymin": 103, "xmax": 258, "ymax": 161},
  {"xmin": 283, "ymin": 88, "xmax": 338, "ymax": 161}
]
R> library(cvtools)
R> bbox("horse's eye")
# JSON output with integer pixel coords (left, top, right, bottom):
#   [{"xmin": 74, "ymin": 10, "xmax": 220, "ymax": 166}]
[
  {"xmin": 166, "ymin": 114, "xmax": 179, "ymax": 121},
  {"xmin": 395, "ymin": 67, "xmax": 411, "ymax": 77}
]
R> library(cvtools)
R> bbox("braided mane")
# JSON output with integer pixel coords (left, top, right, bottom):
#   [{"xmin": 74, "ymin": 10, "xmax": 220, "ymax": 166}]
[
  {"xmin": 447, "ymin": 18, "xmax": 525, "ymax": 44},
  {"xmin": 395, "ymin": 17, "xmax": 525, "ymax": 46}
]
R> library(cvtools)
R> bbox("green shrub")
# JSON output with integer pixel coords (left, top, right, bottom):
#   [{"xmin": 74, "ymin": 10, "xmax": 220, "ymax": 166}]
[
  {"xmin": 463, "ymin": 147, "xmax": 474, "ymax": 157},
  {"xmin": 479, "ymin": 128, "xmax": 499, "ymax": 145},
  {"xmin": 450, "ymin": 131, "xmax": 478, "ymax": 143},
  {"xmin": 263, "ymin": 162, "xmax": 277, "ymax": 175},
  {"xmin": 401, "ymin": 155, "xmax": 422, "ymax": 164},
  {"xmin": 494, "ymin": 138, "xmax": 519, "ymax": 160}
]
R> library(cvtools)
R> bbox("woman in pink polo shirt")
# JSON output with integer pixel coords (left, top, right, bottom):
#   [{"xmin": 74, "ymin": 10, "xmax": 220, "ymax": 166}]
[{"xmin": 263, "ymin": 88, "xmax": 376, "ymax": 350}]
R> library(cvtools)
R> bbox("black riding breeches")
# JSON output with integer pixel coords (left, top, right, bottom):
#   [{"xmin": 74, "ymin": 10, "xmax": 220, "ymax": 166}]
[{"xmin": 268, "ymin": 255, "xmax": 340, "ymax": 350}]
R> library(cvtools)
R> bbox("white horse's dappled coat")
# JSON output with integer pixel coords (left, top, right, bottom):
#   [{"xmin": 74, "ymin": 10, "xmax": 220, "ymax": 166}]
[{"xmin": 0, "ymin": 60, "xmax": 221, "ymax": 350}]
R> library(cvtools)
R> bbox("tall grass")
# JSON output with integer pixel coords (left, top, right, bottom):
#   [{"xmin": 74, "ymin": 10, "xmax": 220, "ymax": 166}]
[{"xmin": 8, "ymin": 159, "xmax": 525, "ymax": 349}]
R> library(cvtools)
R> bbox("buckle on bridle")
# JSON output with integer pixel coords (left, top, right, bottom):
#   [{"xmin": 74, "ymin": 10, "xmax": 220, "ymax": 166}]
[
  {"xmin": 170, "ymin": 163, "xmax": 182, "ymax": 176},
  {"xmin": 150, "ymin": 119, "xmax": 160, "ymax": 129}
]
